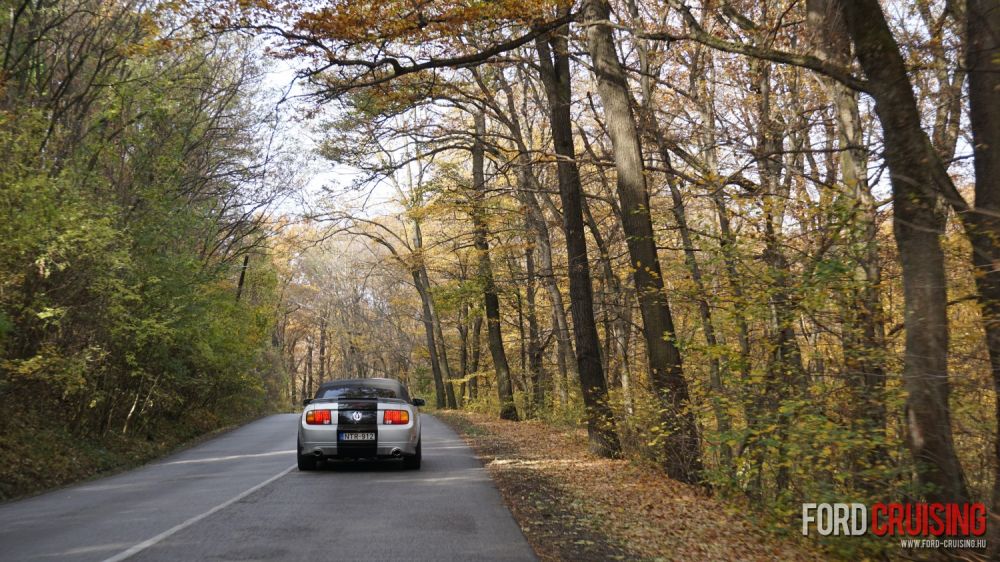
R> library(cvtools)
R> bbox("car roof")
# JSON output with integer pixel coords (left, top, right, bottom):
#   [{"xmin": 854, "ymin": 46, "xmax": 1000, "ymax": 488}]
[
  {"xmin": 316, "ymin": 378, "xmax": 410, "ymax": 399},
  {"xmin": 317, "ymin": 377, "xmax": 405, "ymax": 388}
]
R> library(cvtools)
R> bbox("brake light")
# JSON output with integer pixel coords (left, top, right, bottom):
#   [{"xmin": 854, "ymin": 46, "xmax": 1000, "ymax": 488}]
[
  {"xmin": 306, "ymin": 409, "xmax": 332, "ymax": 425},
  {"xmin": 383, "ymin": 410, "xmax": 409, "ymax": 424}
]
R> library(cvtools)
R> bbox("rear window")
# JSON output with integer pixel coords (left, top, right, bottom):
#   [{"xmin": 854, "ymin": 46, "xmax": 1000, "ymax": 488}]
[{"xmin": 316, "ymin": 385, "xmax": 398, "ymax": 400}]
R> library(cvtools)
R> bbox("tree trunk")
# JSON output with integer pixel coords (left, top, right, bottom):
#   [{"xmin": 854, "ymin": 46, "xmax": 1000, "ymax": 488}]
[
  {"xmin": 470, "ymin": 314, "xmax": 482, "ymax": 399},
  {"xmin": 521, "ymin": 170, "xmax": 574, "ymax": 406},
  {"xmin": 472, "ymin": 111, "xmax": 517, "ymax": 420},
  {"xmin": 411, "ymin": 217, "xmax": 457, "ymax": 409},
  {"xmin": 582, "ymin": 0, "xmax": 700, "ymax": 481},
  {"xmin": 428, "ymin": 271, "xmax": 459, "ymax": 409},
  {"xmin": 755, "ymin": 60, "xmax": 806, "ymax": 494},
  {"xmin": 318, "ymin": 316, "xmax": 327, "ymax": 385},
  {"xmin": 523, "ymin": 172, "xmax": 573, "ymax": 407},
  {"xmin": 966, "ymin": 0, "xmax": 1000, "ymax": 531},
  {"xmin": 525, "ymin": 220, "xmax": 544, "ymax": 415},
  {"xmin": 840, "ymin": 0, "xmax": 969, "ymax": 504},
  {"xmin": 413, "ymin": 269, "xmax": 447, "ymax": 408},
  {"xmin": 694, "ymin": 62, "xmax": 753, "ymax": 399},
  {"xmin": 305, "ymin": 339, "xmax": 313, "ymax": 400},
  {"xmin": 657, "ymin": 139, "xmax": 733, "ymax": 470},
  {"xmin": 235, "ymin": 254, "xmax": 249, "ymax": 301},
  {"xmin": 299, "ymin": 350, "xmax": 308, "ymax": 404},
  {"xmin": 535, "ymin": 23, "xmax": 620, "ymax": 456},
  {"xmin": 577, "ymin": 129, "xmax": 627, "ymax": 391},
  {"xmin": 514, "ymin": 274, "xmax": 526, "ymax": 375},
  {"xmin": 629, "ymin": 8, "xmax": 732, "ymax": 467},
  {"xmin": 288, "ymin": 343, "xmax": 297, "ymax": 405},
  {"xmin": 808, "ymin": 0, "xmax": 888, "ymax": 487},
  {"xmin": 458, "ymin": 303, "xmax": 469, "ymax": 402},
  {"xmin": 711, "ymin": 190, "xmax": 753, "ymax": 446},
  {"xmin": 693, "ymin": 60, "xmax": 755, "ymax": 463},
  {"xmin": 578, "ymin": 121, "xmax": 636, "ymax": 412},
  {"xmin": 493, "ymin": 71, "xmax": 576, "ymax": 406}
]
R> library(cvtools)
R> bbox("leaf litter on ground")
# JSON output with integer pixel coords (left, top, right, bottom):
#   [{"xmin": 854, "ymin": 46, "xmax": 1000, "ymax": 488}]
[{"xmin": 437, "ymin": 411, "xmax": 827, "ymax": 562}]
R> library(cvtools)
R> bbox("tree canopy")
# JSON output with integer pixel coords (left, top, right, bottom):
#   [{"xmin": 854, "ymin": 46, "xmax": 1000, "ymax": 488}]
[{"xmin": 2, "ymin": 0, "xmax": 998, "ymax": 557}]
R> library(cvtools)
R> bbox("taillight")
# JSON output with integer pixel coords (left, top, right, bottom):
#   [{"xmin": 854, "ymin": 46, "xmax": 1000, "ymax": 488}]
[
  {"xmin": 306, "ymin": 409, "xmax": 332, "ymax": 425},
  {"xmin": 383, "ymin": 410, "xmax": 409, "ymax": 425}
]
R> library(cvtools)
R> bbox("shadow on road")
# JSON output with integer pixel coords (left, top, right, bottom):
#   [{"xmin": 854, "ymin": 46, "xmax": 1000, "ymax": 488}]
[{"xmin": 313, "ymin": 459, "xmax": 409, "ymax": 472}]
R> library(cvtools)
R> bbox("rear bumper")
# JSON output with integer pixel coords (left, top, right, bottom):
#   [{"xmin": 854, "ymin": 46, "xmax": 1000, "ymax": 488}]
[
  {"xmin": 303, "ymin": 444, "xmax": 418, "ymax": 459},
  {"xmin": 298, "ymin": 424, "xmax": 419, "ymax": 458}
]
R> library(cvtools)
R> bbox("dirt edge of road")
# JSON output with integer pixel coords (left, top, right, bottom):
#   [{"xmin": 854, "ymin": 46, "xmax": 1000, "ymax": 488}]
[
  {"xmin": 0, "ymin": 410, "xmax": 276, "ymax": 503},
  {"xmin": 436, "ymin": 410, "xmax": 826, "ymax": 562}
]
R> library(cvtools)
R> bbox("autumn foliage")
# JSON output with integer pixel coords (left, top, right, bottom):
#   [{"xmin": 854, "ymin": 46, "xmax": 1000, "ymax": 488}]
[{"xmin": 2, "ymin": 0, "xmax": 998, "ymax": 559}]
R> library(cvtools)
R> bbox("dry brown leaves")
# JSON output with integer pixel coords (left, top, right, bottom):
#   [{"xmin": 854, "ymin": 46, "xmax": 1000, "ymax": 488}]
[{"xmin": 437, "ymin": 411, "xmax": 829, "ymax": 562}]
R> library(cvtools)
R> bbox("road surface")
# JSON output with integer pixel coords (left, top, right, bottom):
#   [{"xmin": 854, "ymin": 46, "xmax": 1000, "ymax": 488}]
[{"xmin": 0, "ymin": 414, "xmax": 536, "ymax": 561}]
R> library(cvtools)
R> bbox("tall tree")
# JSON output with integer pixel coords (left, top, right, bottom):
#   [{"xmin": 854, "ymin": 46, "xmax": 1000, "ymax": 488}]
[
  {"xmin": 534, "ymin": 18, "xmax": 620, "ymax": 457},
  {"xmin": 836, "ymin": 0, "xmax": 969, "ymax": 503},
  {"xmin": 581, "ymin": 0, "xmax": 701, "ymax": 481},
  {"xmin": 479, "ymin": 67, "xmax": 577, "ymax": 406},
  {"xmin": 471, "ymin": 112, "xmax": 517, "ymax": 420},
  {"xmin": 964, "ymin": 0, "xmax": 1000, "ymax": 521},
  {"xmin": 807, "ymin": 0, "xmax": 888, "ymax": 484}
]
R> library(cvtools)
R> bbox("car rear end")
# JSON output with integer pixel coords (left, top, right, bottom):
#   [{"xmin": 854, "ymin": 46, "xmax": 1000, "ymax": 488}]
[
  {"xmin": 299, "ymin": 400, "xmax": 419, "ymax": 459},
  {"xmin": 297, "ymin": 379, "xmax": 422, "ymax": 470}
]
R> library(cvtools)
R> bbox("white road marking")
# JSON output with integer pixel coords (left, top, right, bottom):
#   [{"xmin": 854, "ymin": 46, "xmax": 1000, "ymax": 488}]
[
  {"xmin": 101, "ymin": 464, "xmax": 295, "ymax": 562},
  {"xmin": 164, "ymin": 449, "xmax": 296, "ymax": 465}
]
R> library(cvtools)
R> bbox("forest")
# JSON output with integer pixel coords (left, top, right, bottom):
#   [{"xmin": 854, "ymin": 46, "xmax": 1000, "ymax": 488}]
[
  {"xmin": 0, "ymin": 0, "xmax": 299, "ymax": 496},
  {"xmin": 1, "ymin": 0, "xmax": 997, "ymax": 558}
]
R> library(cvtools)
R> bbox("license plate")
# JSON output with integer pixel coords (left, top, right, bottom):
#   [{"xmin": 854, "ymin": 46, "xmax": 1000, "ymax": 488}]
[{"xmin": 340, "ymin": 432, "xmax": 375, "ymax": 441}]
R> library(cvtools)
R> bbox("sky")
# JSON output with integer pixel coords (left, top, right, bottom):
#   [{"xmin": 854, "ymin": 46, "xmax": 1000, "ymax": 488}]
[{"xmin": 259, "ymin": 52, "xmax": 401, "ymax": 222}]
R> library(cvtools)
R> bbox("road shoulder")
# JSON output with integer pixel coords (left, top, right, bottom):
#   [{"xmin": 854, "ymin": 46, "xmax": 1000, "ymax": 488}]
[
  {"xmin": 0, "ymin": 411, "xmax": 274, "ymax": 503},
  {"xmin": 437, "ymin": 411, "xmax": 824, "ymax": 562}
]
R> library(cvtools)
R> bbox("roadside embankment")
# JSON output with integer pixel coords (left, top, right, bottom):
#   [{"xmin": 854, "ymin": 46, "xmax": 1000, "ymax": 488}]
[
  {"xmin": 437, "ymin": 410, "xmax": 825, "ymax": 561},
  {"xmin": 0, "ymin": 409, "xmax": 273, "ymax": 501}
]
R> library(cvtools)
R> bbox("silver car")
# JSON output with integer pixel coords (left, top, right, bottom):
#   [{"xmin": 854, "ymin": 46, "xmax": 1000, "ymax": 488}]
[{"xmin": 297, "ymin": 378, "xmax": 424, "ymax": 470}]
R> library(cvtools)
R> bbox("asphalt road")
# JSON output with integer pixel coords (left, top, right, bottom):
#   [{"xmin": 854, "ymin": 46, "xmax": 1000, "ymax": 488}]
[{"xmin": 0, "ymin": 414, "xmax": 536, "ymax": 561}]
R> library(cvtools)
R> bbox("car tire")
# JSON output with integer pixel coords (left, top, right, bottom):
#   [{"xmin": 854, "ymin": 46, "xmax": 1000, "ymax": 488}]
[
  {"xmin": 297, "ymin": 440, "xmax": 317, "ymax": 471},
  {"xmin": 403, "ymin": 440, "xmax": 421, "ymax": 470}
]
